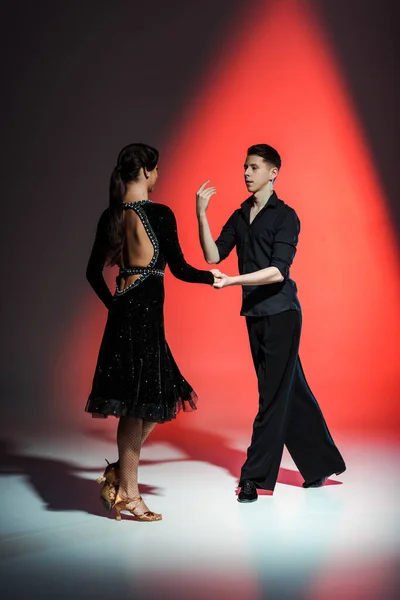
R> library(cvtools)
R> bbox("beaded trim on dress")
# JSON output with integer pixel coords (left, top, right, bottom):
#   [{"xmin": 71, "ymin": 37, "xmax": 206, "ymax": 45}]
[{"xmin": 116, "ymin": 201, "xmax": 161, "ymax": 296}]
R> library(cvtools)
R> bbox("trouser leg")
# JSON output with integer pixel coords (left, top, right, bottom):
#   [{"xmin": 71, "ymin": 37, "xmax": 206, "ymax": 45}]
[
  {"xmin": 284, "ymin": 357, "xmax": 346, "ymax": 483},
  {"xmin": 240, "ymin": 310, "xmax": 301, "ymax": 491}
]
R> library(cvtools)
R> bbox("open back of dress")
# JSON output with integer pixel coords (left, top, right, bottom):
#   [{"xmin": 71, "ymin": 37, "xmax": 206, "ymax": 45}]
[{"xmin": 119, "ymin": 203, "xmax": 156, "ymax": 290}]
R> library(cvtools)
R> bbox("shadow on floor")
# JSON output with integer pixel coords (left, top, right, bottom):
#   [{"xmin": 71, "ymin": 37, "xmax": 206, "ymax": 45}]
[
  {"xmin": 0, "ymin": 439, "xmax": 159, "ymax": 518},
  {"xmin": 85, "ymin": 421, "xmax": 343, "ymax": 491}
]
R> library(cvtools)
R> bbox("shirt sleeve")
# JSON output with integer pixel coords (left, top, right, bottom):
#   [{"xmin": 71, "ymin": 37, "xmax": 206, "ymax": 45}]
[
  {"xmin": 270, "ymin": 209, "xmax": 300, "ymax": 279},
  {"xmin": 161, "ymin": 207, "xmax": 214, "ymax": 285},
  {"xmin": 85, "ymin": 209, "xmax": 115, "ymax": 309},
  {"xmin": 215, "ymin": 211, "xmax": 237, "ymax": 263}
]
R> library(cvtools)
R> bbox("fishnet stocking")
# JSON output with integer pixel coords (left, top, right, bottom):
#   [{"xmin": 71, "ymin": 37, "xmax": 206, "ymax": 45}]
[
  {"xmin": 141, "ymin": 419, "xmax": 157, "ymax": 445},
  {"xmin": 116, "ymin": 417, "xmax": 157, "ymax": 513}
]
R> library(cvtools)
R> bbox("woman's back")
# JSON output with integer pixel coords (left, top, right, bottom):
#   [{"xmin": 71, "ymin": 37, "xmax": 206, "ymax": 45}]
[{"xmin": 119, "ymin": 207, "xmax": 155, "ymax": 290}]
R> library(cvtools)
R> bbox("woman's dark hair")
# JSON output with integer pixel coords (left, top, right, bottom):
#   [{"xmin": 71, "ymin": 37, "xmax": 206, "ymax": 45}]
[
  {"xmin": 107, "ymin": 143, "xmax": 159, "ymax": 265},
  {"xmin": 247, "ymin": 144, "xmax": 281, "ymax": 169}
]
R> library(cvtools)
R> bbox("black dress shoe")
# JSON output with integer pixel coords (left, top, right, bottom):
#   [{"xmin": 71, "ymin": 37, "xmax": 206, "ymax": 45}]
[
  {"xmin": 302, "ymin": 468, "xmax": 346, "ymax": 489},
  {"xmin": 302, "ymin": 476, "xmax": 328, "ymax": 488},
  {"xmin": 238, "ymin": 480, "xmax": 258, "ymax": 503}
]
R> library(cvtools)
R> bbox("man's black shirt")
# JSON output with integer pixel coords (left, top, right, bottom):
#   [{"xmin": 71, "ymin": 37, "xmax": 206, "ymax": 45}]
[{"xmin": 215, "ymin": 191, "xmax": 301, "ymax": 317}]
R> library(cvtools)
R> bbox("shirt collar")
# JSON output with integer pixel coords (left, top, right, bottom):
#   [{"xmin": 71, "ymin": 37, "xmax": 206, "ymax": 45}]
[{"xmin": 240, "ymin": 191, "xmax": 279, "ymax": 215}]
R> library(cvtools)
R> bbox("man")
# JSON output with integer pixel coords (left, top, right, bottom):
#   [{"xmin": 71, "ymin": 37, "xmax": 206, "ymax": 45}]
[{"xmin": 197, "ymin": 144, "xmax": 346, "ymax": 502}]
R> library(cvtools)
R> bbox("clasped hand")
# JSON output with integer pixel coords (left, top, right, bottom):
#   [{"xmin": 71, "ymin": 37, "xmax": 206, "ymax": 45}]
[{"xmin": 210, "ymin": 269, "xmax": 231, "ymax": 289}]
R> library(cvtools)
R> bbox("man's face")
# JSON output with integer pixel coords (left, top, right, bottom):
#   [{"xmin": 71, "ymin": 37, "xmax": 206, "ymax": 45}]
[{"xmin": 244, "ymin": 154, "xmax": 277, "ymax": 193}]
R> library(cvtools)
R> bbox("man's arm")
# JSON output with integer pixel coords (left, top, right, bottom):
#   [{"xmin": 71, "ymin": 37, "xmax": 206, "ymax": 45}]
[
  {"xmin": 269, "ymin": 208, "xmax": 300, "ymax": 279},
  {"xmin": 197, "ymin": 213, "xmax": 220, "ymax": 264},
  {"xmin": 196, "ymin": 180, "xmax": 236, "ymax": 264},
  {"xmin": 196, "ymin": 180, "xmax": 219, "ymax": 263},
  {"xmin": 214, "ymin": 266, "xmax": 283, "ymax": 288},
  {"xmin": 214, "ymin": 208, "xmax": 299, "ymax": 289}
]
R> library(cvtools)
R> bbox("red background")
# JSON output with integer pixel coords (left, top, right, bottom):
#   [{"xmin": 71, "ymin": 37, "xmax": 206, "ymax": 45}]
[{"xmin": 65, "ymin": 0, "xmax": 400, "ymax": 439}]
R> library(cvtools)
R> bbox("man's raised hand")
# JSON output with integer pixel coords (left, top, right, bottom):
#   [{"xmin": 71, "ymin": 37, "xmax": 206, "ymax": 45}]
[{"xmin": 196, "ymin": 180, "xmax": 217, "ymax": 217}]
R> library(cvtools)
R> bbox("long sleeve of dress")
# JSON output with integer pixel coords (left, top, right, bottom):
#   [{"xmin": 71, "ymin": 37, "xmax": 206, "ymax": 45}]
[
  {"xmin": 161, "ymin": 206, "xmax": 214, "ymax": 285},
  {"xmin": 86, "ymin": 209, "xmax": 114, "ymax": 309}
]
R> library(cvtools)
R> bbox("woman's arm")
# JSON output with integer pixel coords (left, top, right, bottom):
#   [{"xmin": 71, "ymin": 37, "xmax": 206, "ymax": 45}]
[
  {"xmin": 162, "ymin": 206, "xmax": 215, "ymax": 285},
  {"xmin": 86, "ymin": 210, "xmax": 114, "ymax": 309}
]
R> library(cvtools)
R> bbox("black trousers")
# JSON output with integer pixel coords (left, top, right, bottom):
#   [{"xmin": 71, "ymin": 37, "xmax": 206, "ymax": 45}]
[{"xmin": 240, "ymin": 310, "xmax": 346, "ymax": 491}]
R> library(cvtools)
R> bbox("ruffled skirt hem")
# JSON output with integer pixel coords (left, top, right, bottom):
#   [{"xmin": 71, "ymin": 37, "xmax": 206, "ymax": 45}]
[{"xmin": 85, "ymin": 389, "xmax": 198, "ymax": 424}]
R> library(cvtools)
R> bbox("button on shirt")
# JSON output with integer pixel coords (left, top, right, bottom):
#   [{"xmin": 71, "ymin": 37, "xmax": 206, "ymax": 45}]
[{"xmin": 215, "ymin": 191, "xmax": 301, "ymax": 317}]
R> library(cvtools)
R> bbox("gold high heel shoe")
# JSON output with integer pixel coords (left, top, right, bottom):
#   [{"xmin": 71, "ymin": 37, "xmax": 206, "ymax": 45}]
[
  {"xmin": 96, "ymin": 460, "xmax": 120, "ymax": 512},
  {"xmin": 114, "ymin": 496, "xmax": 162, "ymax": 522}
]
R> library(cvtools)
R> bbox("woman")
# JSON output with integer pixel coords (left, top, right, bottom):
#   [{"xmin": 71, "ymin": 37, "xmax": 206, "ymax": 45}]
[{"xmin": 86, "ymin": 143, "xmax": 219, "ymax": 521}]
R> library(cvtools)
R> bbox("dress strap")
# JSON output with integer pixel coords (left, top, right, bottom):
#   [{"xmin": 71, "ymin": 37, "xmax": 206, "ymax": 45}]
[
  {"xmin": 119, "ymin": 266, "xmax": 164, "ymax": 278},
  {"xmin": 122, "ymin": 200, "xmax": 152, "ymax": 210}
]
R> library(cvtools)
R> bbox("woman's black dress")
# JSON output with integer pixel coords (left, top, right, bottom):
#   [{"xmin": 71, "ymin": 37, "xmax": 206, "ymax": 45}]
[{"xmin": 85, "ymin": 200, "xmax": 214, "ymax": 423}]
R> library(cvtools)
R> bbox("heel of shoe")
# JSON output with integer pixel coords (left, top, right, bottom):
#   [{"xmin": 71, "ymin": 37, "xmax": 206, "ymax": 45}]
[
  {"xmin": 100, "ymin": 498, "xmax": 112, "ymax": 513},
  {"xmin": 115, "ymin": 506, "xmax": 122, "ymax": 521}
]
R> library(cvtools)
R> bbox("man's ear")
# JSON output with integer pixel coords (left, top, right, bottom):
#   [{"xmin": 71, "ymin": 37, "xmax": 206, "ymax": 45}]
[{"xmin": 270, "ymin": 167, "xmax": 279, "ymax": 181}]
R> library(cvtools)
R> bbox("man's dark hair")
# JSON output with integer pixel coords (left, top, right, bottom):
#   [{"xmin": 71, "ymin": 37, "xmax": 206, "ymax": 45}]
[{"xmin": 247, "ymin": 144, "xmax": 281, "ymax": 169}]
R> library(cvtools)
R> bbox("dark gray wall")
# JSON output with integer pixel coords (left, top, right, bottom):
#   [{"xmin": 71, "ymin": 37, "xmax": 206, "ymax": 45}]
[
  {"xmin": 316, "ymin": 0, "xmax": 399, "ymax": 229},
  {"xmin": 0, "ymin": 0, "xmax": 398, "ymax": 435}
]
